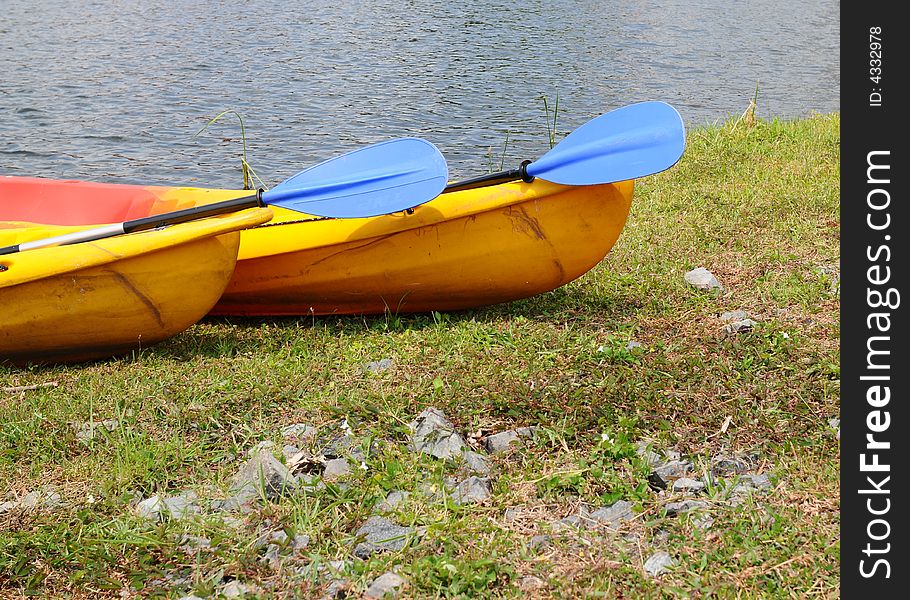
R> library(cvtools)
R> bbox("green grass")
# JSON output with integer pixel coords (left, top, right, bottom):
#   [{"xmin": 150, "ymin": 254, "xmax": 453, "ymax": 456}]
[{"xmin": 1, "ymin": 113, "xmax": 840, "ymax": 598}]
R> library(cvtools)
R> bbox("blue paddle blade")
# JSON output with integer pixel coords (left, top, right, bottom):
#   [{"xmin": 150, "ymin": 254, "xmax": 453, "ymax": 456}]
[
  {"xmin": 527, "ymin": 101, "xmax": 686, "ymax": 185},
  {"xmin": 263, "ymin": 138, "xmax": 448, "ymax": 218}
]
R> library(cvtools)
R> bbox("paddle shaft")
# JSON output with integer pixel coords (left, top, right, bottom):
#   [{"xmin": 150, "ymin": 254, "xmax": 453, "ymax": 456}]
[
  {"xmin": 444, "ymin": 161, "xmax": 533, "ymax": 193},
  {"xmin": 0, "ymin": 192, "xmax": 261, "ymax": 256}
]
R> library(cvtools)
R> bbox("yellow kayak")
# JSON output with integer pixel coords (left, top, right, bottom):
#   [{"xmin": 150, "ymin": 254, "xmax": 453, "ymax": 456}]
[
  {"xmin": 1, "ymin": 177, "xmax": 271, "ymax": 364},
  {"xmin": 215, "ymin": 177, "xmax": 634, "ymax": 315},
  {"xmin": 0, "ymin": 175, "xmax": 633, "ymax": 318}
]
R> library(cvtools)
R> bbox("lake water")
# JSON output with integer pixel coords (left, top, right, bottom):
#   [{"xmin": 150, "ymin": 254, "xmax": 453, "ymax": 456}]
[{"xmin": 1, "ymin": 0, "xmax": 839, "ymax": 188}]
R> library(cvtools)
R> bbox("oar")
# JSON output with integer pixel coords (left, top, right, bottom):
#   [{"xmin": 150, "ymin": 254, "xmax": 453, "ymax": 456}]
[
  {"xmin": 443, "ymin": 101, "xmax": 685, "ymax": 193},
  {"xmin": 0, "ymin": 138, "xmax": 447, "ymax": 256}
]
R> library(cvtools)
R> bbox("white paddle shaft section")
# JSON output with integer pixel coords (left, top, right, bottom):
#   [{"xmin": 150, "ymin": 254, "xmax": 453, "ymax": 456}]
[{"xmin": 17, "ymin": 223, "xmax": 127, "ymax": 251}]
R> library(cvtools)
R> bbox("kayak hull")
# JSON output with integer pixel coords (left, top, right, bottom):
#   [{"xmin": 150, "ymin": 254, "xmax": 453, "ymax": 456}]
[
  {"xmin": 0, "ymin": 175, "xmax": 634, "ymax": 320},
  {"xmin": 215, "ymin": 179, "xmax": 634, "ymax": 315},
  {"xmin": 1, "ymin": 177, "xmax": 271, "ymax": 364}
]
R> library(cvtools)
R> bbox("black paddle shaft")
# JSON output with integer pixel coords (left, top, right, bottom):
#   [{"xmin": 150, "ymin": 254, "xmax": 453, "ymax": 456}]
[
  {"xmin": 444, "ymin": 160, "xmax": 534, "ymax": 193},
  {"xmin": 121, "ymin": 191, "xmax": 263, "ymax": 233}
]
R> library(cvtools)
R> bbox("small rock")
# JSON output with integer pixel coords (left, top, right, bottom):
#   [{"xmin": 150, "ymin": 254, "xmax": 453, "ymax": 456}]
[
  {"xmin": 527, "ymin": 535, "xmax": 552, "ymax": 551},
  {"xmin": 352, "ymin": 516, "xmax": 418, "ymax": 558},
  {"xmin": 649, "ymin": 460, "xmax": 694, "ymax": 489},
  {"xmin": 322, "ymin": 579, "xmax": 349, "ymax": 599},
  {"xmin": 408, "ymin": 408, "xmax": 468, "ymax": 460},
  {"xmin": 450, "ymin": 476, "xmax": 492, "ymax": 505},
  {"xmin": 222, "ymin": 450, "xmax": 299, "ymax": 510},
  {"xmin": 364, "ymin": 572, "xmax": 406, "ymax": 599},
  {"xmin": 281, "ymin": 423, "xmax": 318, "ymax": 443},
  {"xmin": 518, "ymin": 575, "xmax": 547, "ymax": 591},
  {"xmin": 552, "ymin": 514, "xmax": 584, "ymax": 531},
  {"xmin": 664, "ymin": 499, "xmax": 708, "ymax": 516},
  {"xmin": 247, "ymin": 440, "xmax": 276, "ymax": 456},
  {"xmin": 731, "ymin": 473, "xmax": 773, "ymax": 497},
  {"xmin": 724, "ymin": 319, "xmax": 757, "ymax": 334},
  {"xmin": 375, "ymin": 490, "xmax": 410, "ymax": 513},
  {"xmin": 178, "ymin": 535, "xmax": 211, "ymax": 557},
  {"xmin": 484, "ymin": 427, "xmax": 537, "ymax": 454},
  {"xmin": 74, "ymin": 418, "xmax": 119, "ymax": 441},
  {"xmin": 672, "ymin": 478, "xmax": 706, "ymax": 494},
  {"xmin": 18, "ymin": 489, "xmax": 63, "ymax": 511},
  {"xmin": 455, "ymin": 450, "xmax": 492, "ymax": 476},
  {"xmin": 684, "ymin": 267, "xmax": 722, "ymax": 291},
  {"xmin": 283, "ymin": 444, "xmax": 301, "ymax": 460},
  {"xmin": 644, "ymin": 551, "xmax": 676, "ymax": 577},
  {"xmin": 220, "ymin": 580, "xmax": 251, "ymax": 598},
  {"xmin": 626, "ymin": 340, "xmax": 643, "ymax": 351},
  {"xmin": 136, "ymin": 495, "xmax": 164, "ymax": 520},
  {"xmin": 323, "ymin": 458, "xmax": 352, "ymax": 481},
  {"xmin": 362, "ymin": 358, "xmax": 394, "ymax": 373},
  {"xmin": 719, "ymin": 310, "xmax": 750, "ymax": 322},
  {"xmin": 321, "ymin": 433, "xmax": 367, "ymax": 462},
  {"xmin": 586, "ymin": 500, "xmax": 634, "ymax": 528},
  {"xmin": 162, "ymin": 491, "xmax": 200, "ymax": 519},
  {"xmin": 711, "ymin": 454, "xmax": 755, "ymax": 477}
]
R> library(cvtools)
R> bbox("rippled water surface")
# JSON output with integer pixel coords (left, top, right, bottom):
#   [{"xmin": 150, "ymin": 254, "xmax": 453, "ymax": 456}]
[{"xmin": 1, "ymin": 0, "xmax": 839, "ymax": 187}]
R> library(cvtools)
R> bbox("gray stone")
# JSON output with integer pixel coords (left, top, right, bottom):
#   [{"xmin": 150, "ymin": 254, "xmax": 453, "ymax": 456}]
[
  {"xmin": 220, "ymin": 580, "xmax": 251, "ymax": 598},
  {"xmin": 636, "ymin": 441, "xmax": 664, "ymax": 467},
  {"xmin": 321, "ymin": 433, "xmax": 367, "ymax": 462},
  {"xmin": 649, "ymin": 460, "xmax": 694, "ymax": 489},
  {"xmin": 455, "ymin": 450, "xmax": 492, "ymax": 475},
  {"xmin": 724, "ymin": 319, "xmax": 757, "ymax": 334},
  {"xmin": 322, "ymin": 579, "xmax": 349, "ymax": 599},
  {"xmin": 178, "ymin": 535, "xmax": 211, "ymax": 557},
  {"xmin": 74, "ymin": 418, "xmax": 119, "ymax": 441},
  {"xmin": 136, "ymin": 495, "xmax": 164, "ymax": 520},
  {"xmin": 222, "ymin": 450, "xmax": 298, "ymax": 510},
  {"xmin": 664, "ymin": 499, "xmax": 708, "ymax": 516},
  {"xmin": 731, "ymin": 473, "xmax": 773, "ymax": 498},
  {"xmin": 408, "ymin": 408, "xmax": 468, "ymax": 460},
  {"xmin": 720, "ymin": 310, "xmax": 750, "ymax": 322},
  {"xmin": 352, "ymin": 516, "xmax": 417, "ymax": 558},
  {"xmin": 527, "ymin": 535, "xmax": 552, "ymax": 551},
  {"xmin": 283, "ymin": 444, "xmax": 301, "ymax": 460},
  {"xmin": 553, "ymin": 514, "xmax": 584, "ymax": 531},
  {"xmin": 518, "ymin": 575, "xmax": 547, "ymax": 591},
  {"xmin": 262, "ymin": 543, "xmax": 282, "ymax": 569},
  {"xmin": 364, "ymin": 572, "xmax": 406, "ymax": 599},
  {"xmin": 711, "ymin": 454, "xmax": 754, "ymax": 477},
  {"xmin": 162, "ymin": 491, "xmax": 200, "ymax": 519},
  {"xmin": 672, "ymin": 478, "xmax": 706, "ymax": 494},
  {"xmin": 281, "ymin": 423, "xmax": 318, "ymax": 443},
  {"xmin": 362, "ymin": 358, "xmax": 395, "ymax": 373},
  {"xmin": 323, "ymin": 458, "xmax": 352, "ymax": 481},
  {"xmin": 450, "ymin": 476, "xmax": 492, "ymax": 505},
  {"xmin": 586, "ymin": 500, "xmax": 634, "ymax": 528},
  {"xmin": 684, "ymin": 267, "xmax": 722, "ymax": 291},
  {"xmin": 644, "ymin": 551, "xmax": 676, "ymax": 577},
  {"xmin": 375, "ymin": 490, "xmax": 410, "ymax": 513},
  {"xmin": 247, "ymin": 440, "xmax": 276, "ymax": 456},
  {"xmin": 484, "ymin": 427, "xmax": 537, "ymax": 454},
  {"xmin": 18, "ymin": 489, "xmax": 63, "ymax": 511}
]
